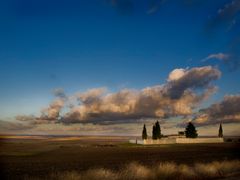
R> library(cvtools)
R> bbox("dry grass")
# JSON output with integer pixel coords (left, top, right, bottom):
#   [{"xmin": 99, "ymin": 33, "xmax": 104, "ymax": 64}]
[
  {"xmin": 24, "ymin": 160, "xmax": 240, "ymax": 180},
  {"xmin": 2, "ymin": 139, "xmax": 239, "ymax": 179}
]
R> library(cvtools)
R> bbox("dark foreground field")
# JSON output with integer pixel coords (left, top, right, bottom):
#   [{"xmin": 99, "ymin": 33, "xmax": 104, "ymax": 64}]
[{"xmin": 0, "ymin": 136, "xmax": 240, "ymax": 180}]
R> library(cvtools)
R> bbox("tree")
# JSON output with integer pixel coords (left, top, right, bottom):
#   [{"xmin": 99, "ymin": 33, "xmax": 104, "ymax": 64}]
[
  {"xmin": 155, "ymin": 121, "xmax": 161, "ymax": 139},
  {"xmin": 152, "ymin": 121, "xmax": 162, "ymax": 139},
  {"xmin": 142, "ymin": 124, "xmax": 148, "ymax": 140},
  {"xmin": 152, "ymin": 124, "xmax": 157, "ymax": 140},
  {"xmin": 185, "ymin": 122, "xmax": 198, "ymax": 138},
  {"xmin": 218, "ymin": 123, "xmax": 223, "ymax": 138}
]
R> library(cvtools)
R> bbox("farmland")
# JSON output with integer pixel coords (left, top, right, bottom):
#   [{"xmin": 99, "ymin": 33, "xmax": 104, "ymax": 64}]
[{"xmin": 0, "ymin": 136, "xmax": 240, "ymax": 179}]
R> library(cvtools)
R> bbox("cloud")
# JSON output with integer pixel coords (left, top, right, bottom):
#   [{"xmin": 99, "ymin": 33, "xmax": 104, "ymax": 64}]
[
  {"xmin": 14, "ymin": 66, "xmax": 220, "ymax": 125},
  {"xmin": 193, "ymin": 94, "xmax": 240, "ymax": 126},
  {"xmin": 39, "ymin": 88, "xmax": 68, "ymax": 121},
  {"xmin": 201, "ymin": 53, "xmax": 230, "ymax": 62},
  {"xmin": 60, "ymin": 66, "xmax": 220, "ymax": 124},
  {"xmin": 207, "ymin": 0, "xmax": 240, "ymax": 31},
  {"xmin": 14, "ymin": 88, "xmax": 68, "ymax": 123},
  {"xmin": 166, "ymin": 66, "xmax": 220, "ymax": 99},
  {"xmin": 0, "ymin": 120, "xmax": 34, "ymax": 131},
  {"xmin": 15, "ymin": 115, "xmax": 36, "ymax": 121},
  {"xmin": 203, "ymin": 1, "xmax": 240, "ymax": 72},
  {"xmin": 202, "ymin": 53, "xmax": 240, "ymax": 72},
  {"xmin": 167, "ymin": 68, "xmax": 186, "ymax": 81},
  {"xmin": 53, "ymin": 88, "xmax": 67, "ymax": 99},
  {"xmin": 40, "ymin": 99, "xmax": 65, "ymax": 120},
  {"xmin": 76, "ymin": 87, "xmax": 107, "ymax": 105},
  {"xmin": 201, "ymin": 53, "xmax": 239, "ymax": 71}
]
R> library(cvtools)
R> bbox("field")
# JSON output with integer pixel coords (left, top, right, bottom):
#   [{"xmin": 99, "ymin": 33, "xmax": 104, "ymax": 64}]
[{"xmin": 0, "ymin": 136, "xmax": 240, "ymax": 179}]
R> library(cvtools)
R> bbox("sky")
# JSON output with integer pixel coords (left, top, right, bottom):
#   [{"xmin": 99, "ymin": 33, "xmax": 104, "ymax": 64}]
[{"xmin": 0, "ymin": 0, "xmax": 240, "ymax": 136}]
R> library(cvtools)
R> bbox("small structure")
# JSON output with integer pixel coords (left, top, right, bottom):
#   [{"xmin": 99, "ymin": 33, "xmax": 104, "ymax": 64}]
[{"xmin": 178, "ymin": 131, "xmax": 185, "ymax": 137}]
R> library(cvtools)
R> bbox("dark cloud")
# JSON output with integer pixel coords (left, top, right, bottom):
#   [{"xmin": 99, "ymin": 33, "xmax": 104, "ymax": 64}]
[
  {"xmin": 53, "ymin": 88, "xmax": 67, "ymax": 99},
  {"xmin": 207, "ymin": 0, "xmax": 240, "ymax": 31},
  {"xmin": 193, "ymin": 94, "xmax": 240, "ymax": 126}
]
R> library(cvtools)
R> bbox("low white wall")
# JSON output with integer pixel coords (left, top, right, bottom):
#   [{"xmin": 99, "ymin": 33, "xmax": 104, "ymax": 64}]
[
  {"xmin": 176, "ymin": 137, "xmax": 224, "ymax": 144},
  {"xmin": 129, "ymin": 137, "xmax": 224, "ymax": 145},
  {"xmin": 143, "ymin": 139, "xmax": 176, "ymax": 144}
]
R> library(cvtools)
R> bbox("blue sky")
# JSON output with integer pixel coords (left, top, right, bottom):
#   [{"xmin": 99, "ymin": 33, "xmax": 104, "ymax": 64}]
[{"xmin": 0, "ymin": 0, "xmax": 240, "ymax": 135}]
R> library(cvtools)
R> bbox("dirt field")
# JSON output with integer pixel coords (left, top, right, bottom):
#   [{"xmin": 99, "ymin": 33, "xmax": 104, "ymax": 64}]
[{"xmin": 0, "ymin": 136, "xmax": 240, "ymax": 179}]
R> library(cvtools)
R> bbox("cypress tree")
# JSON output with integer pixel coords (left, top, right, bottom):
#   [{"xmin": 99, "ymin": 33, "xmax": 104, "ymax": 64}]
[
  {"xmin": 185, "ymin": 122, "xmax": 198, "ymax": 138},
  {"xmin": 152, "ymin": 124, "xmax": 157, "ymax": 140},
  {"xmin": 155, "ymin": 121, "xmax": 161, "ymax": 139},
  {"xmin": 142, "ymin": 124, "xmax": 148, "ymax": 140},
  {"xmin": 218, "ymin": 123, "xmax": 223, "ymax": 138}
]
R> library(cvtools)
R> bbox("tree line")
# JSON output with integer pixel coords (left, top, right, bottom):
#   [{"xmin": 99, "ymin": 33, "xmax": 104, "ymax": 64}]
[{"xmin": 142, "ymin": 122, "xmax": 223, "ymax": 140}]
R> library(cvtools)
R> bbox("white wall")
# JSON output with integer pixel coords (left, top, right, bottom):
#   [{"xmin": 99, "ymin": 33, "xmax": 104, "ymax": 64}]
[
  {"xmin": 176, "ymin": 137, "xmax": 224, "ymax": 144},
  {"xmin": 129, "ymin": 137, "xmax": 224, "ymax": 145},
  {"xmin": 143, "ymin": 138, "xmax": 176, "ymax": 144}
]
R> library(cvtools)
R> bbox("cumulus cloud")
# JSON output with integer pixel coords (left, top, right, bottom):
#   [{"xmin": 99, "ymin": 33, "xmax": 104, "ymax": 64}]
[
  {"xmin": 76, "ymin": 87, "xmax": 107, "ymax": 105},
  {"xmin": 193, "ymin": 94, "xmax": 240, "ymax": 126},
  {"xmin": 40, "ymin": 99, "xmax": 65, "ymax": 120},
  {"xmin": 16, "ymin": 88, "xmax": 68, "ymax": 123},
  {"xmin": 167, "ymin": 68, "xmax": 186, "ymax": 81},
  {"xmin": 39, "ymin": 88, "xmax": 69, "ymax": 121},
  {"xmin": 14, "ymin": 66, "xmax": 220, "ymax": 126},
  {"xmin": 60, "ymin": 66, "xmax": 220, "ymax": 124},
  {"xmin": 166, "ymin": 66, "xmax": 220, "ymax": 99}
]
